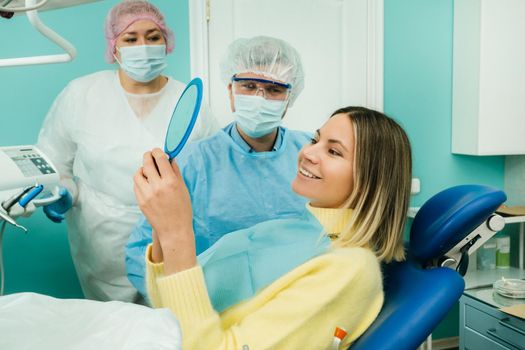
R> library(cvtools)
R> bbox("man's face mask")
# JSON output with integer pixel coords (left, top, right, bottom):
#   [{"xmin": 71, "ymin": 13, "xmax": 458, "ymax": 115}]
[
  {"xmin": 232, "ymin": 77, "xmax": 291, "ymax": 138},
  {"xmin": 115, "ymin": 44, "xmax": 167, "ymax": 83},
  {"xmin": 233, "ymin": 95, "xmax": 288, "ymax": 138}
]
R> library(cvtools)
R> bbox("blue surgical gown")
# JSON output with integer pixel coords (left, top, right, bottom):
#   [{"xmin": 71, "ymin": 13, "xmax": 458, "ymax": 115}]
[{"xmin": 125, "ymin": 122, "xmax": 311, "ymax": 297}]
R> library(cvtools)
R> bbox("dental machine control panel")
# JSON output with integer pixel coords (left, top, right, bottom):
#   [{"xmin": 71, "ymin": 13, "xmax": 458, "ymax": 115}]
[{"xmin": 0, "ymin": 145, "xmax": 59, "ymax": 191}]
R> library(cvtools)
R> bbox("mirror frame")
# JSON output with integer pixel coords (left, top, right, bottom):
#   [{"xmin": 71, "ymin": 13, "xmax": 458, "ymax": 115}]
[{"xmin": 164, "ymin": 77, "xmax": 203, "ymax": 160}]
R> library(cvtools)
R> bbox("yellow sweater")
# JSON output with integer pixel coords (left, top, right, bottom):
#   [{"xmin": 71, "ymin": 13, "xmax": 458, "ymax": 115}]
[{"xmin": 146, "ymin": 206, "xmax": 383, "ymax": 349}]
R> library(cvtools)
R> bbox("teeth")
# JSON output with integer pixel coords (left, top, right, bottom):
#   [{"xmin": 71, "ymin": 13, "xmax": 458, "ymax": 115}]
[{"xmin": 299, "ymin": 167, "xmax": 320, "ymax": 179}]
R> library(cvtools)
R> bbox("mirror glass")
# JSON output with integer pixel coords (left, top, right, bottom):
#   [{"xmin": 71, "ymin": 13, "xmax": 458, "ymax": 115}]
[{"xmin": 164, "ymin": 77, "xmax": 203, "ymax": 160}]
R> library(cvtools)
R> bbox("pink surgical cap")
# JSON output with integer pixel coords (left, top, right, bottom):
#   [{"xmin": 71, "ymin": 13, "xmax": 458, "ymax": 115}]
[{"xmin": 104, "ymin": 0, "xmax": 174, "ymax": 63}]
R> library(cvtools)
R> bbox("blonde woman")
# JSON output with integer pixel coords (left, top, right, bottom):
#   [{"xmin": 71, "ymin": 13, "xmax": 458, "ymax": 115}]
[{"xmin": 133, "ymin": 106, "xmax": 412, "ymax": 349}]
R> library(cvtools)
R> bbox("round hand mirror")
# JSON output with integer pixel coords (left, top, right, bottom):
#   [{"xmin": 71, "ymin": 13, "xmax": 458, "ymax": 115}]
[{"xmin": 164, "ymin": 77, "xmax": 203, "ymax": 160}]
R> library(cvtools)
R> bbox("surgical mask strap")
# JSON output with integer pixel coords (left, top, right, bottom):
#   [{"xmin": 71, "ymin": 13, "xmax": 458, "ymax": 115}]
[{"xmin": 113, "ymin": 47, "xmax": 122, "ymax": 66}]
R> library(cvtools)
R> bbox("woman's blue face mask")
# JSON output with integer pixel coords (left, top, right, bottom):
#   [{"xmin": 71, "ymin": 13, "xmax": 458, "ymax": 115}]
[{"xmin": 115, "ymin": 44, "xmax": 167, "ymax": 83}]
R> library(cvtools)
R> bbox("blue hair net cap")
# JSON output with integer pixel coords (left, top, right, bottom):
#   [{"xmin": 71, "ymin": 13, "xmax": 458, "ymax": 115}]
[{"xmin": 220, "ymin": 36, "xmax": 305, "ymax": 106}]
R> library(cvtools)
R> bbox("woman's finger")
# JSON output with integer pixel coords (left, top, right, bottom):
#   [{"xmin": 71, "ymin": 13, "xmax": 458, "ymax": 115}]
[
  {"xmin": 151, "ymin": 148, "xmax": 173, "ymax": 179},
  {"xmin": 142, "ymin": 151, "xmax": 161, "ymax": 182},
  {"xmin": 170, "ymin": 157, "xmax": 183, "ymax": 179},
  {"xmin": 133, "ymin": 169, "xmax": 148, "ymax": 202}
]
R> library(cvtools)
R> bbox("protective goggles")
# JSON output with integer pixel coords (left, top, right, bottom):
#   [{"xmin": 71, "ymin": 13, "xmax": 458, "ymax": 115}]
[{"xmin": 232, "ymin": 76, "xmax": 291, "ymax": 101}]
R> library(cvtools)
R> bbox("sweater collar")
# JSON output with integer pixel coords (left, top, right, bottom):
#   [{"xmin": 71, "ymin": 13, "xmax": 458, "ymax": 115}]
[{"xmin": 306, "ymin": 203, "xmax": 354, "ymax": 237}]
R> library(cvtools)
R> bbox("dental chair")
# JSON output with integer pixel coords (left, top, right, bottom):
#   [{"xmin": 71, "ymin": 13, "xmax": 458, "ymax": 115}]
[{"xmin": 351, "ymin": 184, "xmax": 507, "ymax": 350}]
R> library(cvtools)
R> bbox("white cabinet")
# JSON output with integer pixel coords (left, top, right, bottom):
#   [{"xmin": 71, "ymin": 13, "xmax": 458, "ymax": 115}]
[{"xmin": 452, "ymin": 0, "xmax": 525, "ymax": 155}]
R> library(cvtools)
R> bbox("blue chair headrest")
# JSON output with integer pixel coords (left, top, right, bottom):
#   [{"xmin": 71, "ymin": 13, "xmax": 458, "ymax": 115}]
[
  {"xmin": 409, "ymin": 184, "xmax": 506, "ymax": 263},
  {"xmin": 350, "ymin": 258, "xmax": 465, "ymax": 350}
]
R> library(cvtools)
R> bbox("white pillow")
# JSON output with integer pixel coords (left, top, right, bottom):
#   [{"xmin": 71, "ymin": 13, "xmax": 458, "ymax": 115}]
[{"xmin": 0, "ymin": 292, "xmax": 181, "ymax": 350}]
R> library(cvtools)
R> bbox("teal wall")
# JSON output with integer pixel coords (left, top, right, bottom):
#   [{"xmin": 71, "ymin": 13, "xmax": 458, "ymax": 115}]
[
  {"xmin": 0, "ymin": 0, "xmax": 189, "ymax": 297},
  {"xmin": 384, "ymin": 0, "xmax": 505, "ymax": 340}
]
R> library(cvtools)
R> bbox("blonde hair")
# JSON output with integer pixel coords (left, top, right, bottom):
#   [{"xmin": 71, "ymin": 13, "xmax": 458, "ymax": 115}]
[{"xmin": 331, "ymin": 107, "xmax": 412, "ymax": 262}]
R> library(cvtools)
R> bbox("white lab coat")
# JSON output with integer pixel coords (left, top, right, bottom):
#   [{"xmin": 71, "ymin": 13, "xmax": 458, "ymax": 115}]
[{"xmin": 37, "ymin": 70, "xmax": 217, "ymax": 302}]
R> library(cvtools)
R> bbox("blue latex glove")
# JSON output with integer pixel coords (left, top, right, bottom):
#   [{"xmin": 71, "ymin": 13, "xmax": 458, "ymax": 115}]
[{"xmin": 43, "ymin": 187, "xmax": 73, "ymax": 223}]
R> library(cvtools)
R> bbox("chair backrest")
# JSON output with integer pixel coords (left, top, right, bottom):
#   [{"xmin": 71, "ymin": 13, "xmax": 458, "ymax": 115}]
[{"xmin": 350, "ymin": 185, "xmax": 506, "ymax": 350}]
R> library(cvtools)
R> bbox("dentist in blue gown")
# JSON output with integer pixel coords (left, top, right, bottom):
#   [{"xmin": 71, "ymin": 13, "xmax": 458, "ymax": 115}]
[{"xmin": 126, "ymin": 36, "xmax": 311, "ymax": 299}]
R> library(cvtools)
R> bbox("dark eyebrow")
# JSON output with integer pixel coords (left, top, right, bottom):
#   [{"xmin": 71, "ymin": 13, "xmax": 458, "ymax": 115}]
[
  {"xmin": 123, "ymin": 29, "xmax": 161, "ymax": 35},
  {"xmin": 317, "ymin": 129, "xmax": 349, "ymax": 152}
]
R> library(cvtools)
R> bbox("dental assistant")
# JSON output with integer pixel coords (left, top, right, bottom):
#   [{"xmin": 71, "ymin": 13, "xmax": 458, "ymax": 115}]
[
  {"xmin": 126, "ymin": 36, "xmax": 311, "ymax": 298},
  {"xmin": 36, "ymin": 0, "xmax": 216, "ymax": 303}
]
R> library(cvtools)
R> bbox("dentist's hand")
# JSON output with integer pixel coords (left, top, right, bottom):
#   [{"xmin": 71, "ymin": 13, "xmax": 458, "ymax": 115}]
[{"xmin": 43, "ymin": 187, "xmax": 73, "ymax": 223}]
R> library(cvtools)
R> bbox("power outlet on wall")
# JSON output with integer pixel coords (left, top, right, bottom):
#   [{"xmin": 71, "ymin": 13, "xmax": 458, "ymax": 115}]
[{"xmin": 411, "ymin": 178, "xmax": 421, "ymax": 195}]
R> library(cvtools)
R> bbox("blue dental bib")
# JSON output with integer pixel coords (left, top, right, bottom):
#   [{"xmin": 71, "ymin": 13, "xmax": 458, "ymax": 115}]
[{"xmin": 198, "ymin": 210, "xmax": 330, "ymax": 312}]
